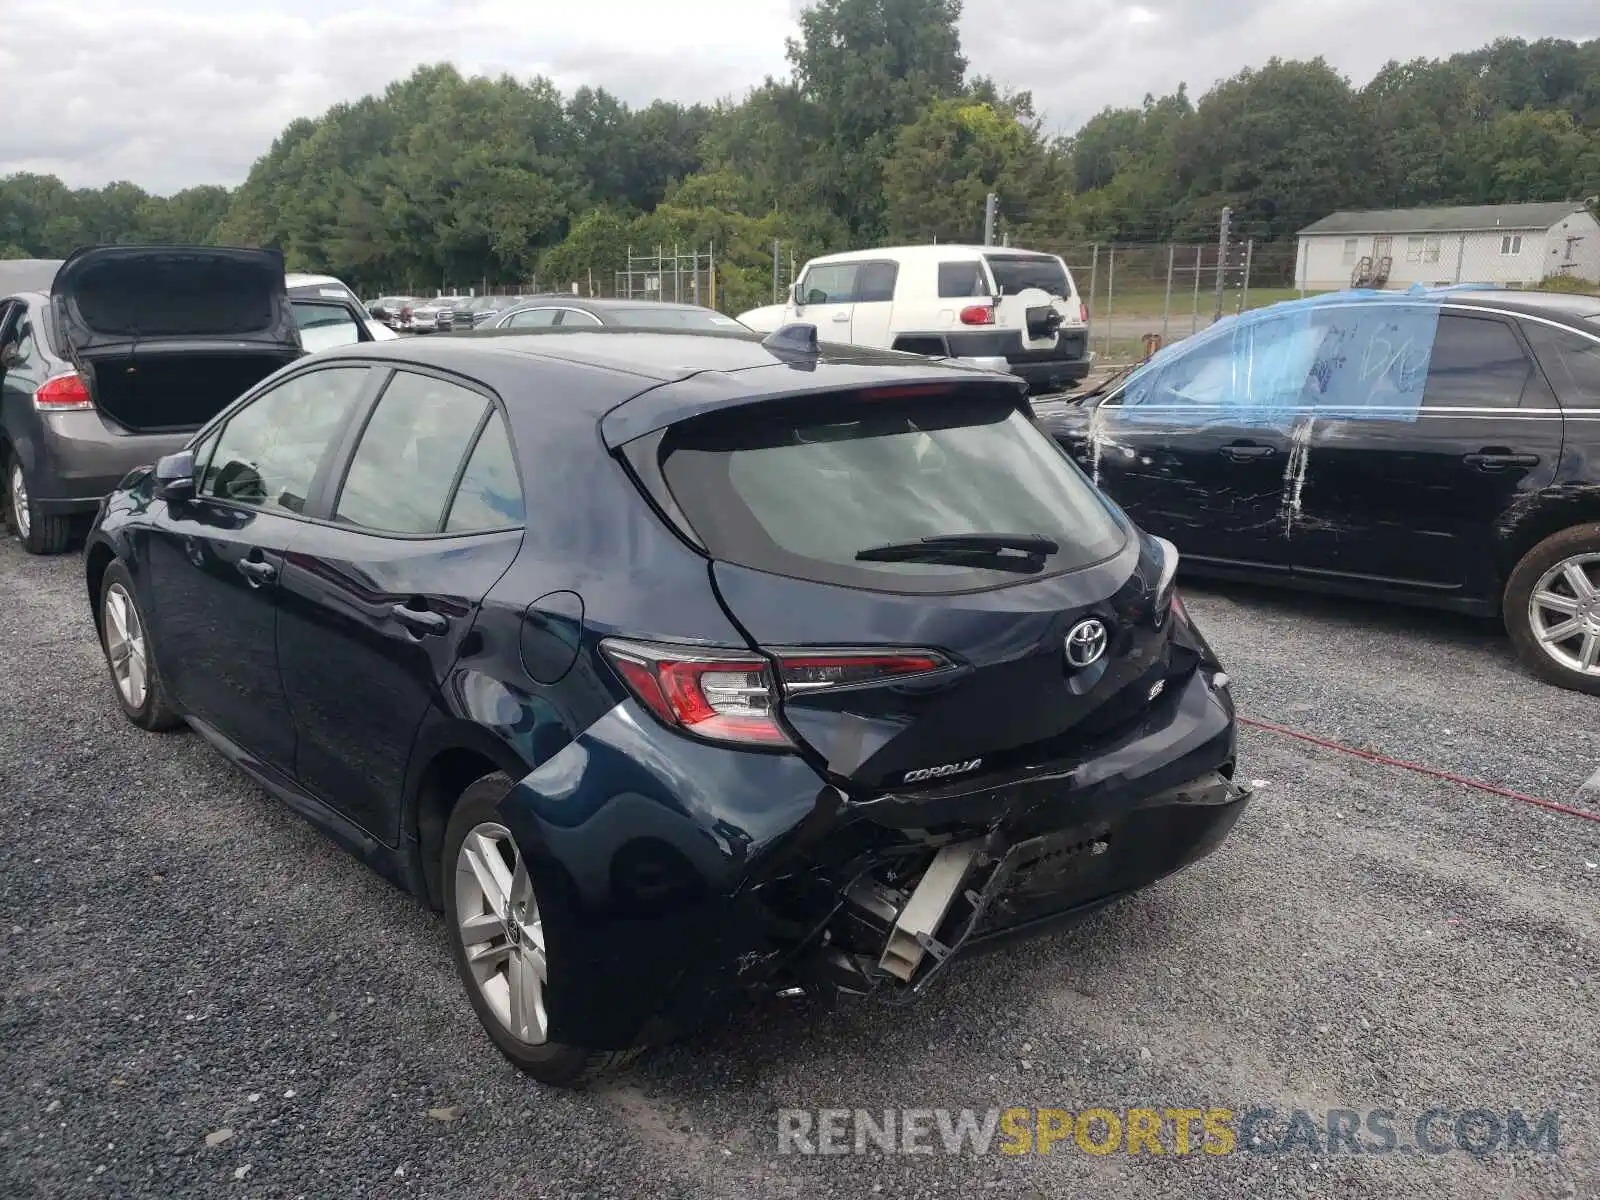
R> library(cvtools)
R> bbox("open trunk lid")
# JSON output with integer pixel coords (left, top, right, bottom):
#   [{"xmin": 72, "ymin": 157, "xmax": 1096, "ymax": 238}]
[
  {"xmin": 51, "ymin": 245, "xmax": 298, "ymax": 357},
  {"xmin": 626, "ymin": 382, "xmax": 1190, "ymax": 793}
]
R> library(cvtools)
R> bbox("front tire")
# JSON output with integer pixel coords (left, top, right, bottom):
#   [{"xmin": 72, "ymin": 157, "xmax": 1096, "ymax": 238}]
[
  {"xmin": 442, "ymin": 773, "xmax": 639, "ymax": 1086},
  {"xmin": 6, "ymin": 456, "xmax": 72, "ymax": 555},
  {"xmin": 98, "ymin": 561, "xmax": 184, "ymax": 730},
  {"xmin": 1504, "ymin": 523, "xmax": 1600, "ymax": 696}
]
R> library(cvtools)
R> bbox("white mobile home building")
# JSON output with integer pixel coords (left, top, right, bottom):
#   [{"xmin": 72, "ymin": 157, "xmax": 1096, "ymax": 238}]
[{"xmin": 1296, "ymin": 201, "xmax": 1600, "ymax": 291}]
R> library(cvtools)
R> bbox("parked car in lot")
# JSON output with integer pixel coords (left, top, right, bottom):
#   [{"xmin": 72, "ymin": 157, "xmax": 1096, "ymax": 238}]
[
  {"xmin": 1, "ymin": 247, "xmax": 374, "ymax": 554},
  {"xmin": 366, "ymin": 295, "xmax": 417, "ymax": 331},
  {"xmin": 287, "ymin": 274, "xmax": 398, "ymax": 343},
  {"xmin": 488, "ymin": 296, "xmax": 748, "ymax": 332},
  {"xmin": 409, "ymin": 297, "xmax": 462, "ymax": 334},
  {"xmin": 1034, "ymin": 287, "xmax": 1600, "ymax": 695},
  {"xmin": 768, "ymin": 245, "xmax": 1092, "ymax": 393},
  {"xmin": 84, "ymin": 322, "xmax": 1247, "ymax": 1084},
  {"xmin": 462, "ymin": 295, "xmax": 526, "ymax": 328}
]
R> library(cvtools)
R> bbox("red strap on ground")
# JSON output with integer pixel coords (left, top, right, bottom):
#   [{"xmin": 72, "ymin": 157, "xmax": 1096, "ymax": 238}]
[{"xmin": 1239, "ymin": 715, "xmax": 1600, "ymax": 825}]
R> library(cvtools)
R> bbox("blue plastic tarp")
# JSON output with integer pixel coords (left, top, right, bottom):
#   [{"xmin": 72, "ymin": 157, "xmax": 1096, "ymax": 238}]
[{"xmin": 1118, "ymin": 284, "xmax": 1500, "ymax": 427}]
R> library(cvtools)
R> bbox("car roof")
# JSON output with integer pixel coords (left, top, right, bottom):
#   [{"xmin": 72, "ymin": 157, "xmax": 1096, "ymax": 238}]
[
  {"xmin": 804, "ymin": 245, "xmax": 1060, "ymax": 266},
  {"xmin": 1447, "ymin": 289, "xmax": 1600, "ymax": 323},
  {"xmin": 509, "ymin": 297, "xmax": 718, "ymax": 312},
  {"xmin": 313, "ymin": 326, "xmax": 1016, "ymax": 420}
]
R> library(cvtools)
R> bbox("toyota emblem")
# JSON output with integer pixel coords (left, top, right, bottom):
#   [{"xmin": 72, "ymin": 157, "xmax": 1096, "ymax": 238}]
[{"xmin": 1064, "ymin": 618, "xmax": 1109, "ymax": 669}]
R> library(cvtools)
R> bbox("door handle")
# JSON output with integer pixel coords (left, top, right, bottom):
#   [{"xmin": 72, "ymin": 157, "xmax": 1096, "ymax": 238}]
[
  {"xmin": 1463, "ymin": 451, "xmax": 1538, "ymax": 471},
  {"xmin": 1219, "ymin": 443, "xmax": 1276, "ymax": 461},
  {"xmin": 236, "ymin": 558, "xmax": 277, "ymax": 585},
  {"xmin": 831, "ymin": 312, "xmax": 850, "ymax": 322},
  {"xmin": 390, "ymin": 603, "xmax": 448, "ymax": 636}
]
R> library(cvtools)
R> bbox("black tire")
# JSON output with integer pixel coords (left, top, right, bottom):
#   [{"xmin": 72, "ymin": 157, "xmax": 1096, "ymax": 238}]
[
  {"xmin": 442, "ymin": 772, "xmax": 640, "ymax": 1086},
  {"xmin": 97, "ymin": 560, "xmax": 185, "ymax": 730},
  {"xmin": 5, "ymin": 454, "xmax": 72, "ymax": 555},
  {"xmin": 1503, "ymin": 522, "xmax": 1600, "ymax": 697}
]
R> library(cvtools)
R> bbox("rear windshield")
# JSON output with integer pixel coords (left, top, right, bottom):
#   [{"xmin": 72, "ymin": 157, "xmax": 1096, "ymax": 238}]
[
  {"xmin": 610, "ymin": 306, "xmax": 745, "ymax": 331},
  {"xmin": 985, "ymin": 254, "xmax": 1070, "ymax": 298},
  {"xmin": 657, "ymin": 392, "xmax": 1126, "ymax": 593}
]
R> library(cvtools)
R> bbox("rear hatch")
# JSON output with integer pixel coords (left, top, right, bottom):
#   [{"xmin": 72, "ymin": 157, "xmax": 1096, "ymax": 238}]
[
  {"xmin": 51, "ymin": 245, "xmax": 300, "ymax": 432},
  {"xmin": 985, "ymin": 252, "xmax": 1086, "ymax": 359},
  {"xmin": 619, "ymin": 380, "xmax": 1191, "ymax": 795}
]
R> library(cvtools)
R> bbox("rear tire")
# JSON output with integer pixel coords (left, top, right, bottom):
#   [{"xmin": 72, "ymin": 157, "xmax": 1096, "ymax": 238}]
[
  {"xmin": 98, "ymin": 561, "xmax": 184, "ymax": 730},
  {"xmin": 1503, "ymin": 523, "xmax": 1600, "ymax": 696},
  {"xmin": 442, "ymin": 772, "xmax": 640, "ymax": 1086},
  {"xmin": 5, "ymin": 456, "xmax": 72, "ymax": 555}
]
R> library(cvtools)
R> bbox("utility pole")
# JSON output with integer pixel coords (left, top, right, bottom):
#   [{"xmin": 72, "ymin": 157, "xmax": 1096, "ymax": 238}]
[
  {"xmin": 983, "ymin": 193, "xmax": 998, "ymax": 246},
  {"xmin": 1212, "ymin": 206, "xmax": 1233, "ymax": 322},
  {"xmin": 773, "ymin": 238, "xmax": 781, "ymax": 304}
]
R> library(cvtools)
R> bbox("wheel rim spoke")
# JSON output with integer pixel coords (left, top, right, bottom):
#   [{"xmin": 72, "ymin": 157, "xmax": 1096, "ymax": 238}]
[
  {"xmin": 1582, "ymin": 632, "xmax": 1600, "ymax": 672},
  {"xmin": 1562, "ymin": 562, "xmax": 1597, "ymax": 601},
  {"xmin": 1532, "ymin": 590, "xmax": 1580, "ymax": 616},
  {"xmin": 461, "ymin": 834, "xmax": 512, "ymax": 920},
  {"xmin": 107, "ymin": 592, "xmax": 130, "ymax": 644},
  {"xmin": 1538, "ymin": 617, "xmax": 1583, "ymax": 644},
  {"xmin": 508, "ymin": 946, "xmax": 546, "ymax": 1042},
  {"xmin": 458, "ymin": 911, "xmax": 504, "ymax": 946}
]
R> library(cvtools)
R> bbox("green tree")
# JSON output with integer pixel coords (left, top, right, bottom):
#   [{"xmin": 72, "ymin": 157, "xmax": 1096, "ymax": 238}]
[{"xmin": 882, "ymin": 99, "xmax": 1035, "ymax": 242}]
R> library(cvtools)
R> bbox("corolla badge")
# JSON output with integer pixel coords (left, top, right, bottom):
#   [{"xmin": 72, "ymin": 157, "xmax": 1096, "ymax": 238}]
[{"xmin": 1064, "ymin": 618, "xmax": 1109, "ymax": 669}]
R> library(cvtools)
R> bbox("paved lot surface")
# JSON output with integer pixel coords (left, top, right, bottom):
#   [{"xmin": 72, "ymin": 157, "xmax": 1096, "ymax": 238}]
[{"xmin": 2, "ymin": 537, "xmax": 1597, "ymax": 1199}]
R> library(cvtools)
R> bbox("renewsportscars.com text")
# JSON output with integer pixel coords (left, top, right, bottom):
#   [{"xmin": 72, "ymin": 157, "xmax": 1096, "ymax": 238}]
[{"xmin": 777, "ymin": 1106, "xmax": 1562, "ymax": 1158}]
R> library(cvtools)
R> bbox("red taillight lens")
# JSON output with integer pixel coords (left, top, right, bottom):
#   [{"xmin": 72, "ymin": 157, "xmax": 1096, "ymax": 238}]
[
  {"xmin": 600, "ymin": 641, "xmax": 953, "ymax": 747},
  {"xmin": 34, "ymin": 372, "xmax": 93, "ymax": 411},
  {"xmin": 959, "ymin": 305, "xmax": 994, "ymax": 326},
  {"xmin": 1079, "ymin": 301, "xmax": 1089, "ymax": 324},
  {"xmin": 602, "ymin": 640, "xmax": 789, "ymax": 746}
]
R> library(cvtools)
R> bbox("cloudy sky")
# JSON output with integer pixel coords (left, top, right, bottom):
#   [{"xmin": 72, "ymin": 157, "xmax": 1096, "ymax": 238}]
[{"xmin": 1, "ymin": 0, "xmax": 1594, "ymax": 194}]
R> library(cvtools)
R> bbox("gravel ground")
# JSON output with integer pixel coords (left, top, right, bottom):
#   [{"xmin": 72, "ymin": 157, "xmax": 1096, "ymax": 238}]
[{"xmin": 2, "ymin": 538, "xmax": 1597, "ymax": 1199}]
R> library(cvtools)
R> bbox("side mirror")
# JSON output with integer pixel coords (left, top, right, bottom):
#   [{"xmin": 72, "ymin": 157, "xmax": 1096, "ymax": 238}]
[{"xmin": 154, "ymin": 450, "xmax": 196, "ymax": 502}]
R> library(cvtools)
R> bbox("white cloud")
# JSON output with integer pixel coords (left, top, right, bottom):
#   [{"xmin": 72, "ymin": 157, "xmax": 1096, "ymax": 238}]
[{"xmin": 0, "ymin": 0, "xmax": 1593, "ymax": 193}]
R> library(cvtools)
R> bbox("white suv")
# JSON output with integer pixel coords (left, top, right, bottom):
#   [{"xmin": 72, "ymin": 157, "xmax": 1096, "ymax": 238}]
[{"xmin": 753, "ymin": 245, "xmax": 1091, "ymax": 392}]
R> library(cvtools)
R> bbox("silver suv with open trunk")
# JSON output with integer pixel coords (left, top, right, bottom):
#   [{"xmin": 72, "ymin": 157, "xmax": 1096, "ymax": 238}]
[{"xmin": 1, "ymin": 246, "xmax": 369, "ymax": 553}]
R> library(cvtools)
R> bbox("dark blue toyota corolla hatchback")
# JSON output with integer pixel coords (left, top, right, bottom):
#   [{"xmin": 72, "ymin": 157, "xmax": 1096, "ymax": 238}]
[{"xmin": 86, "ymin": 324, "xmax": 1248, "ymax": 1084}]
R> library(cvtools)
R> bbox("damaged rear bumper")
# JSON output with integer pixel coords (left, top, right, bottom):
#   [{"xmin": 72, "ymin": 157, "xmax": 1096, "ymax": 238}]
[{"xmin": 496, "ymin": 668, "xmax": 1243, "ymax": 1049}]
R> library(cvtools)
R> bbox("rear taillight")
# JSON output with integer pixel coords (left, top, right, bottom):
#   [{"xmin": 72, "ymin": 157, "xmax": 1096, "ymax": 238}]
[
  {"xmin": 959, "ymin": 305, "xmax": 994, "ymax": 326},
  {"xmin": 34, "ymin": 373, "xmax": 92, "ymax": 411},
  {"xmin": 1079, "ymin": 301, "xmax": 1089, "ymax": 324},
  {"xmin": 600, "ymin": 639, "xmax": 951, "ymax": 747}
]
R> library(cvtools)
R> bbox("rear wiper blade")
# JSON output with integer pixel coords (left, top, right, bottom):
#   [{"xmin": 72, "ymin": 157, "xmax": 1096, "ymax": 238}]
[{"xmin": 855, "ymin": 532, "xmax": 1061, "ymax": 568}]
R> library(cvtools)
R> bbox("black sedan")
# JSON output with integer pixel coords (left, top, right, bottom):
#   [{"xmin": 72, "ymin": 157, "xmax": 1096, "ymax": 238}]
[
  {"xmin": 487, "ymin": 296, "xmax": 749, "ymax": 333},
  {"xmin": 1034, "ymin": 288, "xmax": 1600, "ymax": 695},
  {"xmin": 85, "ymin": 325, "xmax": 1247, "ymax": 1084}
]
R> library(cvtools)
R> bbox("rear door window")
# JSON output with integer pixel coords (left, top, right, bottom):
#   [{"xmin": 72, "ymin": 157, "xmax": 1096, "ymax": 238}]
[
  {"xmin": 1423, "ymin": 315, "xmax": 1533, "ymax": 408},
  {"xmin": 854, "ymin": 262, "xmax": 899, "ymax": 303},
  {"xmin": 445, "ymin": 413, "xmax": 524, "ymax": 532},
  {"xmin": 200, "ymin": 367, "xmax": 371, "ymax": 514},
  {"xmin": 334, "ymin": 371, "xmax": 490, "ymax": 535},
  {"xmin": 985, "ymin": 254, "xmax": 1069, "ymax": 298},
  {"xmin": 656, "ymin": 392, "xmax": 1126, "ymax": 593},
  {"xmin": 1523, "ymin": 321, "xmax": 1600, "ymax": 409}
]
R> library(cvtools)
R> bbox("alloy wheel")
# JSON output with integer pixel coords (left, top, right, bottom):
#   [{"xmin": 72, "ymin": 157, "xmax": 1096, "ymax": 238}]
[
  {"xmin": 10, "ymin": 463, "xmax": 30, "ymax": 540},
  {"xmin": 455, "ymin": 822, "xmax": 549, "ymax": 1045},
  {"xmin": 1527, "ymin": 552, "xmax": 1600, "ymax": 677},
  {"xmin": 103, "ymin": 583, "xmax": 149, "ymax": 708}
]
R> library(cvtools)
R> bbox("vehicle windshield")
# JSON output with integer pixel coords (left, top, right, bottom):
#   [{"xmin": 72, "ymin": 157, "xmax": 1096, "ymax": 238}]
[
  {"xmin": 658, "ymin": 391, "xmax": 1125, "ymax": 592},
  {"xmin": 985, "ymin": 254, "xmax": 1070, "ymax": 298},
  {"xmin": 609, "ymin": 306, "xmax": 745, "ymax": 331}
]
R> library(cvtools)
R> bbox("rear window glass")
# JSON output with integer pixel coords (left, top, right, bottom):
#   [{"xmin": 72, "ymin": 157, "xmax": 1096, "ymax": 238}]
[
  {"xmin": 938, "ymin": 261, "xmax": 990, "ymax": 298},
  {"xmin": 985, "ymin": 255, "xmax": 1069, "ymax": 298},
  {"xmin": 657, "ymin": 393, "xmax": 1126, "ymax": 593},
  {"xmin": 608, "ymin": 306, "xmax": 743, "ymax": 331},
  {"xmin": 1524, "ymin": 320, "xmax": 1600, "ymax": 409}
]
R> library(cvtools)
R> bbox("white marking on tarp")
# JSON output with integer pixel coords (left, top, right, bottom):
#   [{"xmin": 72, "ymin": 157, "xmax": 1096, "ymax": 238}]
[{"xmin": 1583, "ymin": 765, "xmax": 1600, "ymax": 795}]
